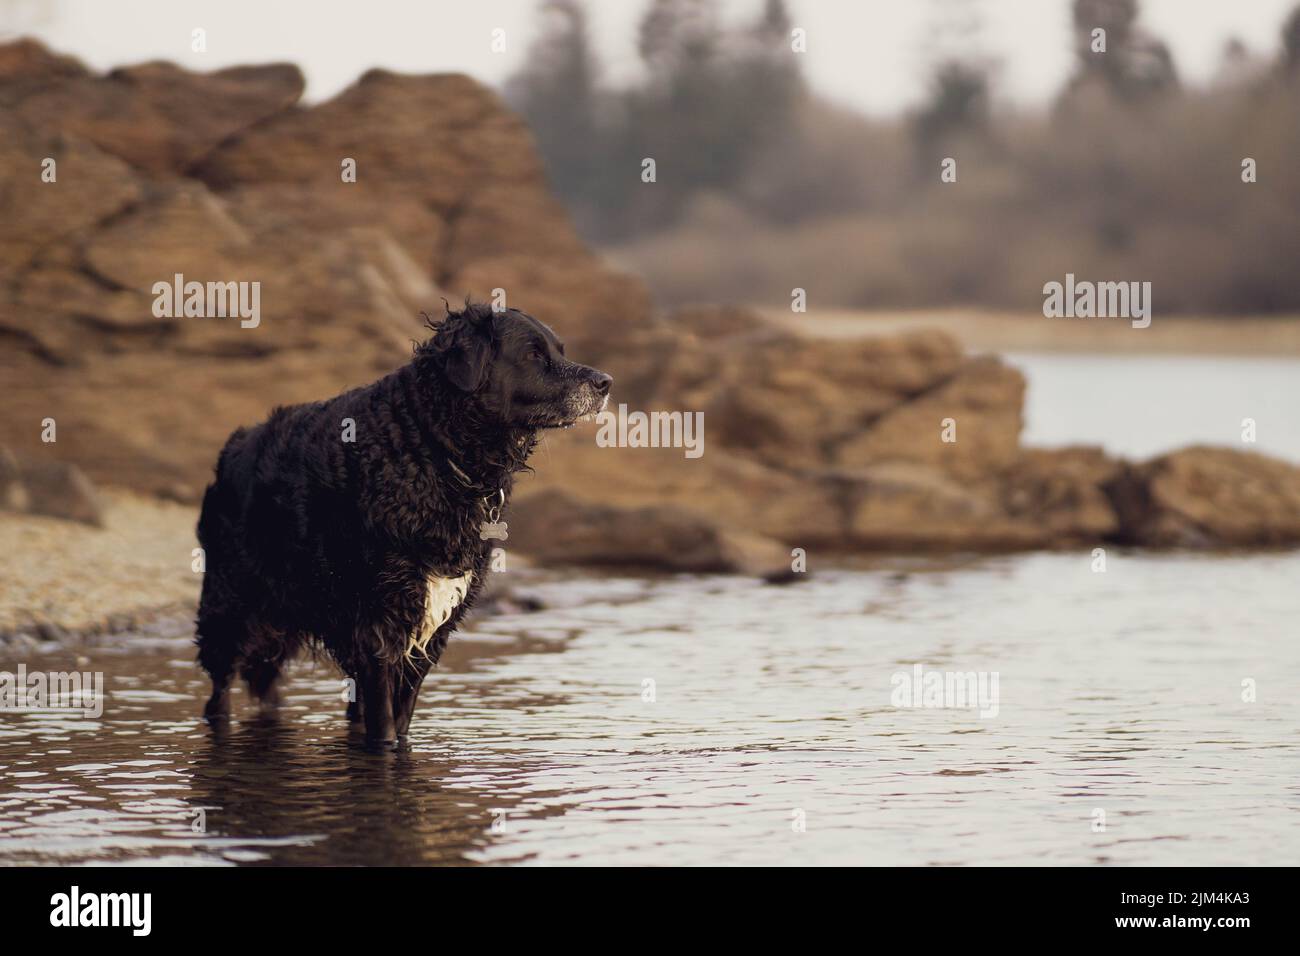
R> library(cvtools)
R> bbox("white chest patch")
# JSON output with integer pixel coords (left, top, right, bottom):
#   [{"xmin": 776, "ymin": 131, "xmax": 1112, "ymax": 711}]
[{"xmin": 408, "ymin": 571, "xmax": 473, "ymax": 658}]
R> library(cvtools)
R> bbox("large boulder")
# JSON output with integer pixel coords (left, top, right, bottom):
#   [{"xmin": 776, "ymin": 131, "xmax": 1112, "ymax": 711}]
[
  {"xmin": 588, "ymin": 309, "xmax": 968, "ymax": 468},
  {"xmin": 1001, "ymin": 447, "xmax": 1122, "ymax": 543},
  {"xmin": 220, "ymin": 183, "xmax": 447, "ymax": 276},
  {"xmin": 1106, "ymin": 446, "xmax": 1300, "ymax": 547},
  {"xmin": 512, "ymin": 428, "xmax": 845, "ymax": 545},
  {"xmin": 82, "ymin": 181, "xmax": 251, "ymax": 291},
  {"xmin": 451, "ymin": 252, "xmax": 652, "ymax": 354},
  {"xmin": 0, "ymin": 115, "xmax": 143, "ymax": 280},
  {"xmin": 0, "ymin": 446, "xmax": 104, "ymax": 526},
  {"xmin": 0, "ymin": 44, "xmax": 647, "ymax": 497},
  {"xmin": 193, "ymin": 67, "xmax": 640, "ymax": 348},
  {"xmin": 835, "ymin": 355, "xmax": 1025, "ymax": 480},
  {"xmin": 508, "ymin": 488, "xmax": 795, "ymax": 578},
  {"xmin": 0, "ymin": 41, "xmax": 304, "ymax": 174},
  {"xmin": 194, "ymin": 72, "xmax": 586, "ymax": 265},
  {"xmin": 843, "ymin": 462, "xmax": 1022, "ymax": 550}
]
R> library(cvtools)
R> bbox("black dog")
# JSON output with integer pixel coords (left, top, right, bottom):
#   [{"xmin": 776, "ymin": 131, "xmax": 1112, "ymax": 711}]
[{"xmin": 194, "ymin": 304, "xmax": 611, "ymax": 746}]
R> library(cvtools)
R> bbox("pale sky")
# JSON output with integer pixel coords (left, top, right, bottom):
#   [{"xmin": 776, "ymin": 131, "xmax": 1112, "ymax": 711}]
[{"xmin": 5, "ymin": 0, "xmax": 1297, "ymax": 115}]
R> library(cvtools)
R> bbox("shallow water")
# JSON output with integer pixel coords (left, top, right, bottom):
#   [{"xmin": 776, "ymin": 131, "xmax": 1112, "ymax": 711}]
[
  {"xmin": 2, "ymin": 552, "xmax": 1298, "ymax": 866},
  {"xmin": 1009, "ymin": 352, "xmax": 1300, "ymax": 463}
]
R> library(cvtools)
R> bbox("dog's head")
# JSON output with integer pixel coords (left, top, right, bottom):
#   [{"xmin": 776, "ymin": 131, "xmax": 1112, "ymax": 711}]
[{"xmin": 423, "ymin": 303, "xmax": 612, "ymax": 429}]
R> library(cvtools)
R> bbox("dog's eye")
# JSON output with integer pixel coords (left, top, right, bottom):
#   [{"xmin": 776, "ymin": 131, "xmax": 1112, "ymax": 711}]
[{"xmin": 528, "ymin": 345, "xmax": 547, "ymax": 363}]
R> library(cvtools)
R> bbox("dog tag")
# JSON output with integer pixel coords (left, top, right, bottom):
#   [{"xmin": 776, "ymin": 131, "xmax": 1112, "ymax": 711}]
[{"xmin": 480, "ymin": 489, "xmax": 507, "ymax": 540}]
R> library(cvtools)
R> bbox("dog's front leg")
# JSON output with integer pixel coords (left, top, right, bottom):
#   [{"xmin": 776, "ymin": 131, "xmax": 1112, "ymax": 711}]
[
  {"xmin": 359, "ymin": 661, "xmax": 397, "ymax": 747},
  {"xmin": 393, "ymin": 658, "xmax": 432, "ymax": 739}
]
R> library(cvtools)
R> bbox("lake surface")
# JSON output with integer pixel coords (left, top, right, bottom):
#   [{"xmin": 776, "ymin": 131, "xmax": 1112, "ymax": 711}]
[
  {"xmin": 1008, "ymin": 352, "xmax": 1300, "ymax": 464},
  {"xmin": 2, "ymin": 552, "xmax": 1298, "ymax": 866},
  {"xmin": 2, "ymin": 354, "xmax": 1298, "ymax": 866}
]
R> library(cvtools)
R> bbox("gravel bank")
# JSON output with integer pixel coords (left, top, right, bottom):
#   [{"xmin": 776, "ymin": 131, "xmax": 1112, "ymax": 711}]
[{"xmin": 0, "ymin": 489, "xmax": 199, "ymax": 642}]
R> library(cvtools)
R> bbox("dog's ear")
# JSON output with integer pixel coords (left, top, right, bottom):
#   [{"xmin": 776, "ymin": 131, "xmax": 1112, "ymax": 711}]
[{"xmin": 443, "ymin": 323, "xmax": 492, "ymax": 392}]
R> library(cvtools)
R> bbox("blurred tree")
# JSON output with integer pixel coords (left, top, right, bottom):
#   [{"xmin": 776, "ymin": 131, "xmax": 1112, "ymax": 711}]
[
  {"xmin": 505, "ymin": 0, "xmax": 601, "ymax": 204},
  {"xmin": 758, "ymin": 0, "xmax": 791, "ymax": 39},
  {"xmin": 914, "ymin": 60, "xmax": 990, "ymax": 148},
  {"xmin": 912, "ymin": 0, "xmax": 993, "ymax": 164},
  {"xmin": 1210, "ymin": 37, "xmax": 1264, "ymax": 89},
  {"xmin": 509, "ymin": 0, "xmax": 803, "ymax": 241},
  {"xmin": 638, "ymin": 0, "xmax": 718, "ymax": 78},
  {"xmin": 1073, "ymin": 0, "xmax": 1138, "ymax": 66},
  {"xmin": 1283, "ymin": 4, "xmax": 1300, "ymax": 73},
  {"xmin": 629, "ymin": 0, "xmax": 803, "ymax": 233},
  {"xmin": 1066, "ymin": 0, "xmax": 1177, "ymax": 100}
]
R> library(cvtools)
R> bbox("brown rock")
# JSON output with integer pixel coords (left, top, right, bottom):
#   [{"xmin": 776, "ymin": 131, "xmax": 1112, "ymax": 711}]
[
  {"xmin": 1001, "ymin": 447, "xmax": 1122, "ymax": 543},
  {"xmin": 705, "ymin": 328, "xmax": 967, "ymax": 468},
  {"xmin": 508, "ymin": 488, "xmax": 795, "ymax": 577},
  {"xmin": 440, "ymin": 182, "xmax": 587, "ymax": 278},
  {"xmin": 0, "ymin": 448, "xmax": 28, "ymax": 511},
  {"xmin": 238, "ymin": 226, "xmax": 434, "ymax": 357},
  {"xmin": 844, "ymin": 447, "xmax": 1125, "ymax": 551},
  {"xmin": 0, "ymin": 301, "xmax": 88, "ymax": 366},
  {"xmin": 0, "ymin": 38, "xmax": 87, "ymax": 84},
  {"xmin": 591, "ymin": 315, "xmax": 967, "ymax": 470},
  {"xmin": 195, "ymin": 69, "xmax": 544, "ymax": 213},
  {"xmin": 194, "ymin": 65, "xmax": 643, "ymax": 341},
  {"xmin": 1105, "ymin": 446, "xmax": 1300, "ymax": 547},
  {"xmin": 0, "ymin": 41, "xmax": 304, "ymax": 174},
  {"xmin": 835, "ymin": 355, "xmax": 1025, "ymax": 480},
  {"xmin": 18, "ymin": 264, "xmax": 152, "ymax": 327},
  {"xmin": 82, "ymin": 181, "xmax": 250, "ymax": 291},
  {"xmin": 0, "ymin": 116, "xmax": 144, "ymax": 280},
  {"xmin": 6, "ymin": 41, "xmax": 1295, "ymax": 567},
  {"xmin": 450, "ymin": 252, "xmax": 653, "ymax": 352},
  {"xmin": 513, "ymin": 428, "xmax": 845, "ymax": 545},
  {"xmin": 0, "ymin": 447, "xmax": 104, "ymax": 526},
  {"xmin": 221, "ymin": 183, "xmax": 447, "ymax": 277},
  {"xmin": 844, "ymin": 461, "xmax": 1037, "ymax": 550}
]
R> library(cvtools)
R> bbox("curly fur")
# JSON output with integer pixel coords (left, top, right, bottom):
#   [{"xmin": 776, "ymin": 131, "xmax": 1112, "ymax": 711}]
[{"xmin": 194, "ymin": 303, "xmax": 611, "ymax": 745}]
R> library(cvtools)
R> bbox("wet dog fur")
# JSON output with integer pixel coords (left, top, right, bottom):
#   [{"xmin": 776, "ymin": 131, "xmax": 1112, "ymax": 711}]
[{"xmin": 193, "ymin": 303, "xmax": 611, "ymax": 747}]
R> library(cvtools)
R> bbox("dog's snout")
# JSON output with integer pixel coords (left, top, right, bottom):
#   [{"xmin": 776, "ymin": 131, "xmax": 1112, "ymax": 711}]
[{"xmin": 590, "ymin": 371, "xmax": 613, "ymax": 396}]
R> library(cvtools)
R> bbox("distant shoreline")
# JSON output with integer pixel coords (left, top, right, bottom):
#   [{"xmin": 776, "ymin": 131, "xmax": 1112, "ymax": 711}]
[{"xmin": 757, "ymin": 307, "xmax": 1300, "ymax": 357}]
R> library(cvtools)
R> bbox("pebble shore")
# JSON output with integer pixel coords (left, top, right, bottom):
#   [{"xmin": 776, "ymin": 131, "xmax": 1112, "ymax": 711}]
[{"xmin": 0, "ymin": 490, "xmax": 200, "ymax": 643}]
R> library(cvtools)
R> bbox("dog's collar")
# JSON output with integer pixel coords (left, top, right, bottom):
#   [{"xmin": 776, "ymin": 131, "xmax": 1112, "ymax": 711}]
[
  {"xmin": 442, "ymin": 454, "xmax": 494, "ymax": 493},
  {"xmin": 440, "ymin": 432, "xmax": 530, "ymax": 494},
  {"xmin": 443, "ymin": 458, "xmax": 504, "ymax": 518},
  {"xmin": 444, "ymin": 458, "xmax": 475, "ymax": 487}
]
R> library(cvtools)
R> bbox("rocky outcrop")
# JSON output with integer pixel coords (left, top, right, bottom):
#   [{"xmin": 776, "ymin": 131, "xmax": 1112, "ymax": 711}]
[
  {"xmin": 190, "ymin": 69, "xmax": 594, "ymax": 296},
  {"xmin": 508, "ymin": 489, "xmax": 796, "ymax": 578},
  {"xmin": 834, "ymin": 355, "xmax": 1025, "ymax": 480},
  {"xmin": 511, "ymin": 310, "xmax": 1300, "ymax": 559},
  {"xmin": 0, "ymin": 40, "xmax": 650, "ymax": 499},
  {"xmin": 0, "ymin": 40, "xmax": 303, "ymax": 174},
  {"xmin": 1105, "ymin": 447, "xmax": 1300, "ymax": 547},
  {"xmin": 0, "ymin": 446, "xmax": 104, "ymax": 526},
  {"xmin": 1002, "ymin": 447, "xmax": 1122, "ymax": 542},
  {"xmin": 3, "ymin": 40, "xmax": 1299, "ymax": 577}
]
